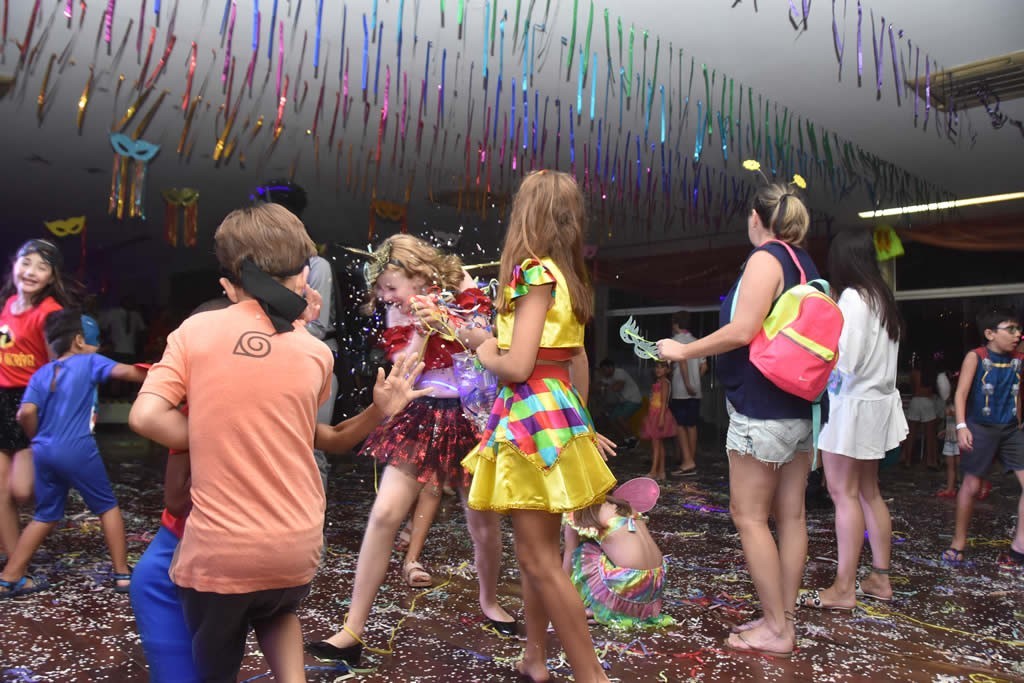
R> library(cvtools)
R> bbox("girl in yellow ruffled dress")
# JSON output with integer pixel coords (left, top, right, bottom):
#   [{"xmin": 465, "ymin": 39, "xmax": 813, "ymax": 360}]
[{"xmin": 460, "ymin": 170, "xmax": 617, "ymax": 683}]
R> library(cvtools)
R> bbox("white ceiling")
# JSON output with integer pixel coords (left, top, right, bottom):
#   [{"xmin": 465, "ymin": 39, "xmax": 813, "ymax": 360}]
[{"xmin": 0, "ymin": 0, "xmax": 1021, "ymax": 275}]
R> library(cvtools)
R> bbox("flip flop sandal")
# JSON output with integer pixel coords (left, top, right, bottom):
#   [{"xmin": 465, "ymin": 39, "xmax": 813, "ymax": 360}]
[
  {"xmin": 795, "ymin": 590, "xmax": 854, "ymax": 611},
  {"xmin": 113, "ymin": 571, "xmax": 132, "ymax": 594},
  {"xmin": 729, "ymin": 617, "xmax": 764, "ymax": 634},
  {"xmin": 402, "ymin": 561, "xmax": 432, "ymax": 588},
  {"xmin": 724, "ymin": 632, "xmax": 793, "ymax": 659},
  {"xmin": 941, "ymin": 547, "xmax": 965, "ymax": 564},
  {"xmin": 0, "ymin": 575, "xmax": 49, "ymax": 599}
]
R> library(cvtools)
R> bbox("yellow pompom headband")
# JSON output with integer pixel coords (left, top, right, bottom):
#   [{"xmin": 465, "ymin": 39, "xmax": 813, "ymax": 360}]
[{"xmin": 742, "ymin": 159, "xmax": 806, "ymax": 191}]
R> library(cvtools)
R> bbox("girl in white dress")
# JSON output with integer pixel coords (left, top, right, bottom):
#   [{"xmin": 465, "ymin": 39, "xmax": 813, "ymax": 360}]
[{"xmin": 797, "ymin": 228, "xmax": 908, "ymax": 610}]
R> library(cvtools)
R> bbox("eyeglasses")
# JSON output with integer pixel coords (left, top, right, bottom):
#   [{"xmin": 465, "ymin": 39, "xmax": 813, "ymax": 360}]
[{"xmin": 996, "ymin": 325, "xmax": 1022, "ymax": 334}]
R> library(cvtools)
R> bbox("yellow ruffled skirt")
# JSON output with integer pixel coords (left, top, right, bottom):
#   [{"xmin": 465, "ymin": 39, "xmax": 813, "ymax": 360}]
[{"xmin": 462, "ymin": 434, "xmax": 616, "ymax": 513}]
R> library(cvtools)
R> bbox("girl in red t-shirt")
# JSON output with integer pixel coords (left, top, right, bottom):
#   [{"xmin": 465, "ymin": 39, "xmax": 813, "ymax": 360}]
[{"xmin": 0, "ymin": 239, "xmax": 77, "ymax": 555}]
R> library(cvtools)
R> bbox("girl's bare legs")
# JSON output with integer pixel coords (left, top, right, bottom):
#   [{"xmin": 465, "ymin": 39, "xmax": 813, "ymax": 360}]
[
  {"xmin": 923, "ymin": 420, "xmax": 939, "ymax": 468},
  {"xmin": 462, "ymin": 502, "xmax": 514, "ymax": 623},
  {"xmin": 510, "ymin": 509, "xmax": 608, "ymax": 683},
  {"xmin": 324, "ymin": 466, "xmax": 424, "ymax": 648},
  {"xmin": 724, "ymin": 452, "xmax": 797, "ymax": 654},
  {"xmin": 857, "ymin": 460, "xmax": 893, "ymax": 599},
  {"xmin": 649, "ymin": 439, "xmax": 665, "ymax": 481},
  {"xmin": 0, "ymin": 447, "xmax": 32, "ymax": 555},
  {"xmin": 0, "ymin": 451, "xmax": 20, "ymax": 554},
  {"xmin": 901, "ymin": 422, "xmax": 920, "ymax": 466},
  {"xmin": 811, "ymin": 451, "xmax": 862, "ymax": 608},
  {"xmin": 9, "ymin": 447, "xmax": 33, "ymax": 504},
  {"xmin": 940, "ymin": 454, "xmax": 958, "ymax": 494},
  {"xmin": 402, "ymin": 487, "xmax": 442, "ymax": 572}
]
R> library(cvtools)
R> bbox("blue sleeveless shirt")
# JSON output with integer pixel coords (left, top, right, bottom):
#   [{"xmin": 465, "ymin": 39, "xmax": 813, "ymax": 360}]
[
  {"xmin": 717, "ymin": 241, "xmax": 822, "ymax": 420},
  {"xmin": 968, "ymin": 348, "xmax": 1022, "ymax": 425}
]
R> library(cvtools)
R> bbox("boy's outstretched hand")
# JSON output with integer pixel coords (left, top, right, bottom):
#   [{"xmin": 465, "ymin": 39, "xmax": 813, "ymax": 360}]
[{"xmin": 373, "ymin": 353, "xmax": 434, "ymax": 417}]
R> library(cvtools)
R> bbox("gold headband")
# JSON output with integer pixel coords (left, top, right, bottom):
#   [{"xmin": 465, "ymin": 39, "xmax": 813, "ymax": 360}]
[{"xmin": 363, "ymin": 241, "xmax": 405, "ymax": 289}]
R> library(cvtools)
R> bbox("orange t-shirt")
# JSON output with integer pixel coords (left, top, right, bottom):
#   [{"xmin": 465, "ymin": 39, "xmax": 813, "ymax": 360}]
[
  {"xmin": 0, "ymin": 296, "xmax": 63, "ymax": 388},
  {"xmin": 140, "ymin": 299, "xmax": 333, "ymax": 593}
]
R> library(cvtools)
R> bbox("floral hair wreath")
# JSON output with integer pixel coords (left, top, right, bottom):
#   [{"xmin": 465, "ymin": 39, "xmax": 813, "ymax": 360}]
[{"xmin": 742, "ymin": 159, "xmax": 807, "ymax": 191}]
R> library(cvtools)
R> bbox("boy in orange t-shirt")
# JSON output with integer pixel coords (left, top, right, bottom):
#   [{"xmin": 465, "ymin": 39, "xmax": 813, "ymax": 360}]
[{"xmin": 130, "ymin": 204, "xmax": 335, "ymax": 683}]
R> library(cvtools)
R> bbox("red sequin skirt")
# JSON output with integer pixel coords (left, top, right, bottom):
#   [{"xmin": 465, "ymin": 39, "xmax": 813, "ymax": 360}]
[{"xmin": 360, "ymin": 397, "xmax": 476, "ymax": 489}]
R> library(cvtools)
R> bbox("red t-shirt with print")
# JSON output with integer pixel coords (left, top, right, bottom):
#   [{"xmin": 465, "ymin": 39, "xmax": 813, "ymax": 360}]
[{"xmin": 0, "ymin": 295, "xmax": 62, "ymax": 388}]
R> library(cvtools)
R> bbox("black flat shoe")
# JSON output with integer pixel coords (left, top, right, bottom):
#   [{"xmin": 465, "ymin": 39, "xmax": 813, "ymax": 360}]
[
  {"xmin": 305, "ymin": 640, "xmax": 362, "ymax": 665},
  {"xmin": 486, "ymin": 617, "xmax": 519, "ymax": 638}
]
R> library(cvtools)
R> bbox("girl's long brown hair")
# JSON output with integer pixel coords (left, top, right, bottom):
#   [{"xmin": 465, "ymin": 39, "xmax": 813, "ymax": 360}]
[
  {"xmin": 1, "ymin": 241, "xmax": 80, "ymax": 308},
  {"xmin": 497, "ymin": 171, "xmax": 593, "ymax": 323}
]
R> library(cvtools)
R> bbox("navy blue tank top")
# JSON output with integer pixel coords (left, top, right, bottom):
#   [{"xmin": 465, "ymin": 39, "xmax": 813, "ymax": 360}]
[{"xmin": 717, "ymin": 241, "xmax": 822, "ymax": 420}]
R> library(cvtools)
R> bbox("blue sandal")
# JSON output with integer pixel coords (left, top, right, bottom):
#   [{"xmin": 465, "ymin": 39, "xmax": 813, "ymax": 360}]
[
  {"xmin": 0, "ymin": 575, "xmax": 48, "ymax": 599},
  {"xmin": 113, "ymin": 573, "xmax": 133, "ymax": 593}
]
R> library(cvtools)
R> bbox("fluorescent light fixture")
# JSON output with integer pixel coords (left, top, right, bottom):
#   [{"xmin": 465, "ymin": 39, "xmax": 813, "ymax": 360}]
[{"xmin": 858, "ymin": 191, "xmax": 1024, "ymax": 219}]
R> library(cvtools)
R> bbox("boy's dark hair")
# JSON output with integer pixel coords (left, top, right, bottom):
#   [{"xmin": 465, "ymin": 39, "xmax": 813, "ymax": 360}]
[
  {"xmin": 976, "ymin": 307, "xmax": 1018, "ymax": 337},
  {"xmin": 599, "ymin": 358, "xmax": 615, "ymax": 370},
  {"xmin": 44, "ymin": 308, "xmax": 84, "ymax": 356},
  {"xmin": 672, "ymin": 311, "xmax": 691, "ymax": 329}
]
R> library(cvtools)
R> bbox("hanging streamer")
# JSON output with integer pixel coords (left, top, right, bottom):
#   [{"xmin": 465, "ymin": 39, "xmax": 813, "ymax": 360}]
[
  {"xmin": 108, "ymin": 133, "xmax": 160, "ymax": 220},
  {"xmin": 162, "ymin": 188, "xmax": 199, "ymax": 247},
  {"xmin": 76, "ymin": 66, "xmax": 94, "ymax": 132},
  {"xmin": 565, "ymin": 0, "xmax": 578, "ymax": 79},
  {"xmin": 870, "ymin": 10, "xmax": 884, "ymax": 99},
  {"xmin": 314, "ymin": 0, "xmax": 323, "ymax": 76},
  {"xmin": 223, "ymin": 1, "xmax": 237, "ymax": 85}
]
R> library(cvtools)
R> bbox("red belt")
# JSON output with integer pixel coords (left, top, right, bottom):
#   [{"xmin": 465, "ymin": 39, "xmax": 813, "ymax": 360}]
[{"xmin": 527, "ymin": 364, "xmax": 571, "ymax": 383}]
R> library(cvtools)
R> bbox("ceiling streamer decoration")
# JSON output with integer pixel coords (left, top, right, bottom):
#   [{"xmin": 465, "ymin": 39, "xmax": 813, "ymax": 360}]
[
  {"xmin": 109, "ymin": 133, "xmax": 161, "ymax": 219},
  {"xmin": 162, "ymin": 188, "xmax": 200, "ymax": 247},
  {"xmin": 745, "ymin": 0, "xmax": 988, "ymax": 146},
  {"xmin": 2, "ymin": 0, "xmax": 958, "ymax": 244}
]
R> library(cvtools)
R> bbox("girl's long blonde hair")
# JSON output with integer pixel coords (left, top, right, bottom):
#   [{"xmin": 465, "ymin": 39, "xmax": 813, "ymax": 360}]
[{"xmin": 497, "ymin": 171, "xmax": 593, "ymax": 323}]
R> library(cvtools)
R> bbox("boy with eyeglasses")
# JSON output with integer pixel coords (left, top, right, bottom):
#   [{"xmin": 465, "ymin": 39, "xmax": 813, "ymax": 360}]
[{"xmin": 944, "ymin": 307, "xmax": 1024, "ymax": 570}]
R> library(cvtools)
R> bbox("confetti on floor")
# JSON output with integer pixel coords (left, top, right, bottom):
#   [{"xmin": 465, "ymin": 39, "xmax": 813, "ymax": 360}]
[{"xmin": 2, "ymin": 429, "xmax": 1023, "ymax": 682}]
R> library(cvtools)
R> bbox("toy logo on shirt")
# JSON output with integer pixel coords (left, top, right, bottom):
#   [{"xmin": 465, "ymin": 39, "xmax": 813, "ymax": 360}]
[{"xmin": 0, "ymin": 325, "xmax": 14, "ymax": 350}]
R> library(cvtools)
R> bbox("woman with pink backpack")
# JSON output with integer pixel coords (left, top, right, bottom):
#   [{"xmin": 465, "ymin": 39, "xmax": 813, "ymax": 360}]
[{"xmin": 658, "ymin": 181, "xmax": 824, "ymax": 659}]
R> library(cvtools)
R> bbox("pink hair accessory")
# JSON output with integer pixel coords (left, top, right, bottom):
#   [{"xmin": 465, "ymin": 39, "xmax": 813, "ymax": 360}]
[{"xmin": 612, "ymin": 477, "xmax": 660, "ymax": 514}]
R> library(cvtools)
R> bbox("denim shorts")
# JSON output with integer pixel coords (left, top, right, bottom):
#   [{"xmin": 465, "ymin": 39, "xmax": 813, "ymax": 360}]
[{"xmin": 725, "ymin": 401, "xmax": 812, "ymax": 466}]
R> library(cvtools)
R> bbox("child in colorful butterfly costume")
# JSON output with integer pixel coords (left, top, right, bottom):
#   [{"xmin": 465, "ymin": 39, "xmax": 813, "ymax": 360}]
[{"xmin": 562, "ymin": 478, "xmax": 671, "ymax": 630}]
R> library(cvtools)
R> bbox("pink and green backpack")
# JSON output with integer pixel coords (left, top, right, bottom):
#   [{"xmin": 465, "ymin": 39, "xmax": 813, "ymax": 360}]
[{"xmin": 732, "ymin": 240, "xmax": 845, "ymax": 460}]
